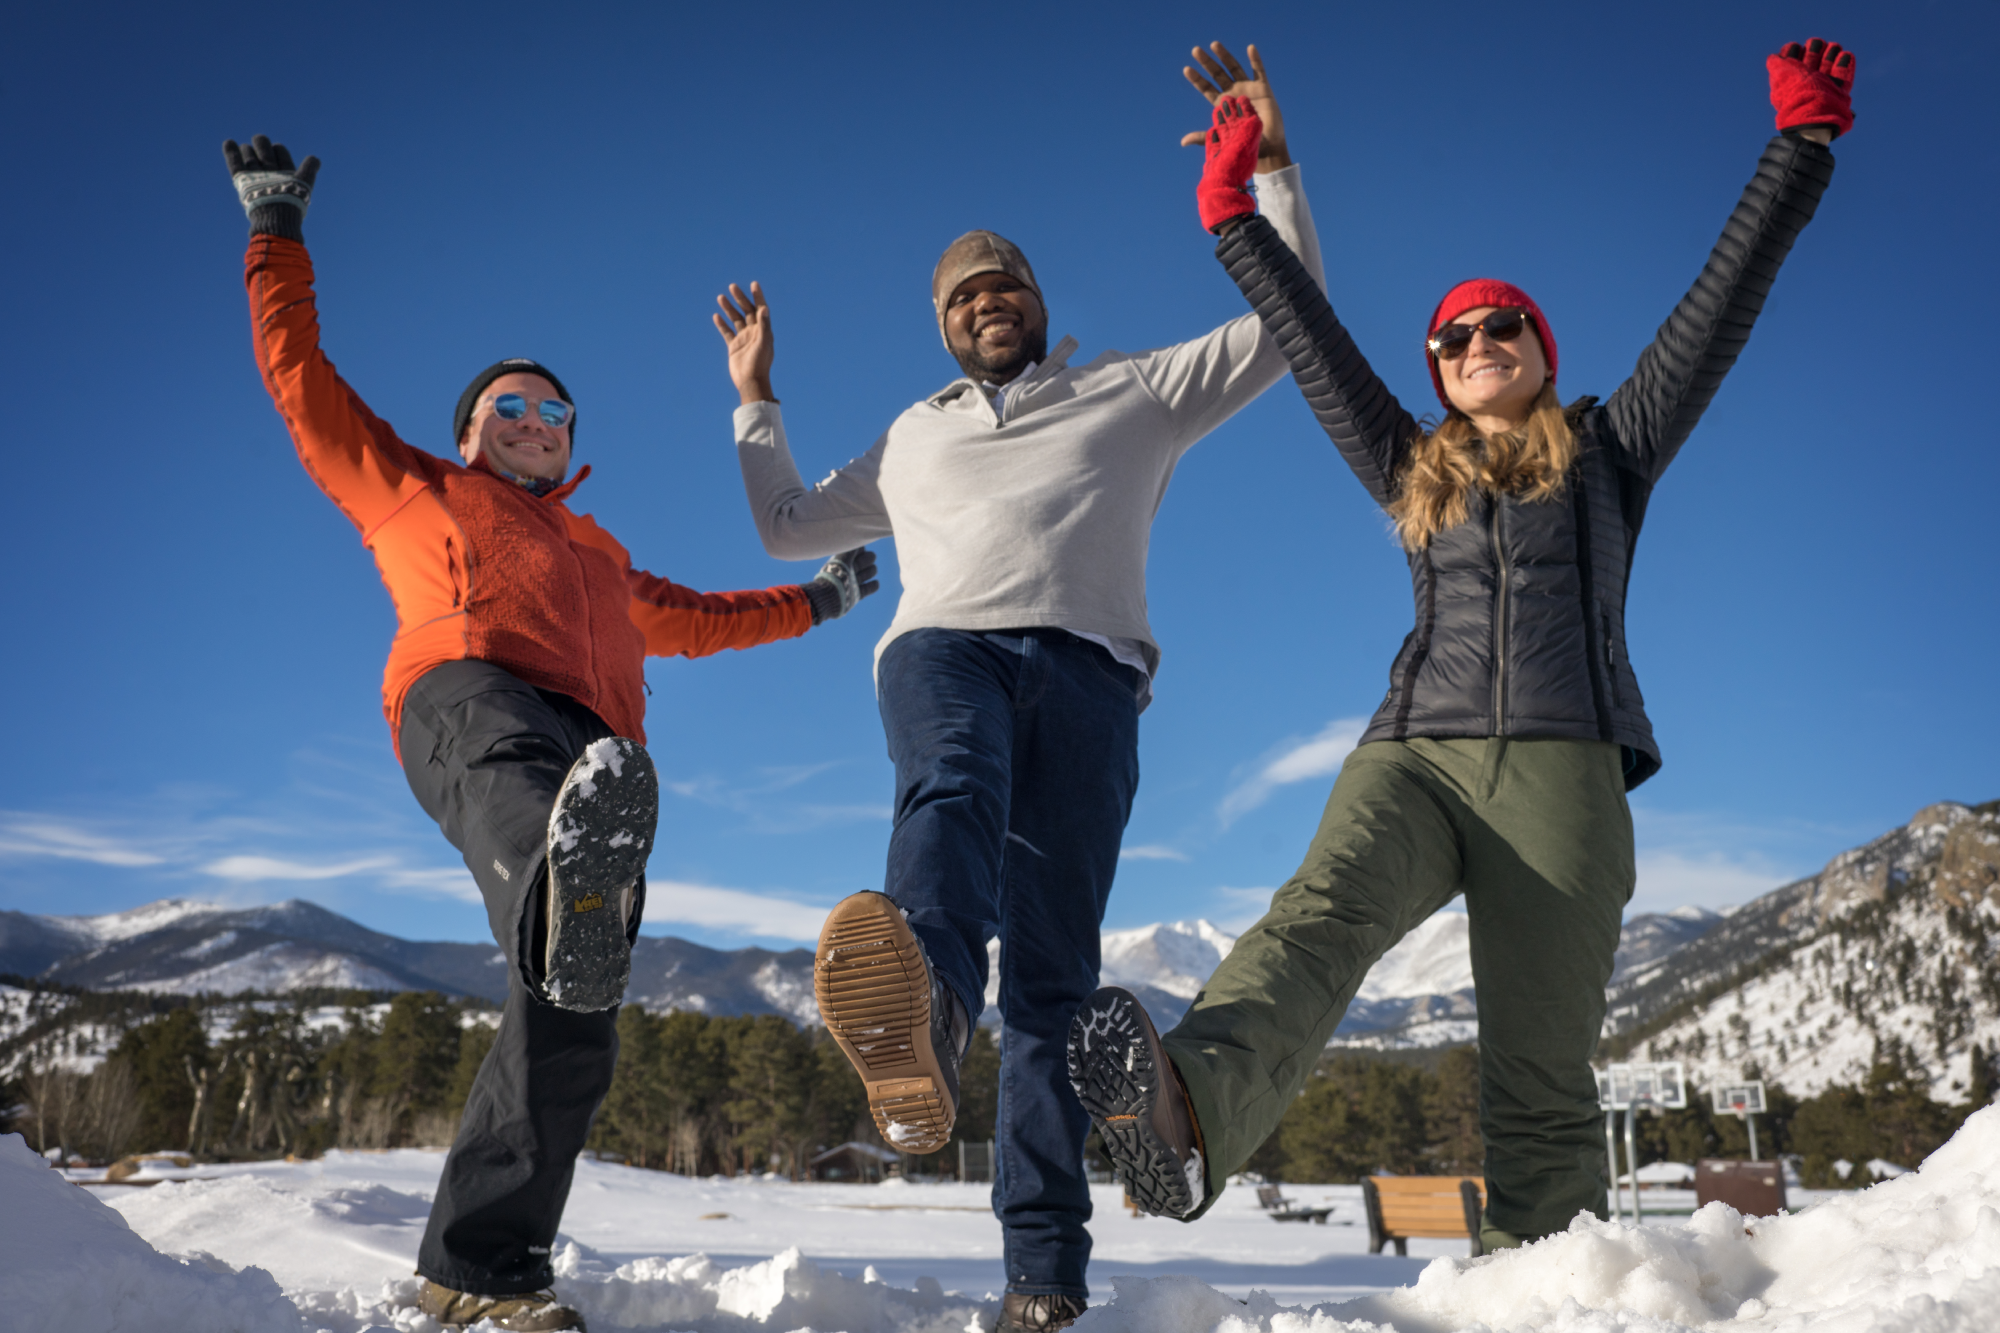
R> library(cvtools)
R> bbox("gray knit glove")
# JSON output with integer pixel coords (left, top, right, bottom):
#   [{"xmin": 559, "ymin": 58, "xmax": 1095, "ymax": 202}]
[
  {"xmin": 804, "ymin": 548, "xmax": 880, "ymax": 624},
  {"xmin": 222, "ymin": 136, "xmax": 320, "ymax": 241}
]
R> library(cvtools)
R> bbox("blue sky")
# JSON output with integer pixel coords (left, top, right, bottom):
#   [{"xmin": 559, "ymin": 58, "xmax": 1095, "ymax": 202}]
[{"xmin": 2, "ymin": 1, "xmax": 1993, "ymax": 950}]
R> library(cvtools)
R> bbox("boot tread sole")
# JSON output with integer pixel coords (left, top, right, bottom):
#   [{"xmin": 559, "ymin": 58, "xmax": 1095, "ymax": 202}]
[
  {"xmin": 543, "ymin": 738, "xmax": 656, "ymax": 1014},
  {"xmin": 1068, "ymin": 988, "xmax": 1195, "ymax": 1219},
  {"xmin": 815, "ymin": 892, "xmax": 954, "ymax": 1154}
]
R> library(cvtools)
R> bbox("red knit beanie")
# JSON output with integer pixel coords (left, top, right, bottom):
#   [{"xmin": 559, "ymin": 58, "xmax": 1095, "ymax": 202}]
[{"xmin": 1426, "ymin": 279, "xmax": 1557, "ymax": 408}]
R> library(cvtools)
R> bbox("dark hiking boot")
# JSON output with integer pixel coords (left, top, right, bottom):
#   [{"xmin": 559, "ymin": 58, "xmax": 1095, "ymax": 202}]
[
  {"xmin": 543, "ymin": 736, "xmax": 657, "ymax": 1013},
  {"xmin": 1068, "ymin": 986, "xmax": 1204, "ymax": 1218},
  {"xmin": 815, "ymin": 891, "xmax": 967, "ymax": 1153},
  {"xmin": 418, "ymin": 1279, "xmax": 585, "ymax": 1331},
  {"xmin": 1001, "ymin": 1292, "xmax": 1087, "ymax": 1331}
]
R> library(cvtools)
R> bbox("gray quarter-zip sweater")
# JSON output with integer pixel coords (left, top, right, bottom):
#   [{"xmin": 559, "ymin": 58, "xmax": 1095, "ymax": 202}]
[{"xmin": 732, "ymin": 165, "xmax": 1324, "ymax": 690}]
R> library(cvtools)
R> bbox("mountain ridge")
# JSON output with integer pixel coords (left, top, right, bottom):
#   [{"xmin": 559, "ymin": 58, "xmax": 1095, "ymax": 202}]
[
  {"xmin": 12, "ymin": 798, "xmax": 1994, "ymax": 1102},
  {"xmin": 1607, "ymin": 800, "xmax": 2000, "ymax": 1101},
  {"xmin": 0, "ymin": 893, "xmax": 1713, "ymax": 1044}
]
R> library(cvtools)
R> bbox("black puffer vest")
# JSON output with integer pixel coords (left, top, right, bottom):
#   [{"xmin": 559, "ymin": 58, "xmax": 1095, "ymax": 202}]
[{"xmin": 1219, "ymin": 133, "xmax": 1834, "ymax": 789}]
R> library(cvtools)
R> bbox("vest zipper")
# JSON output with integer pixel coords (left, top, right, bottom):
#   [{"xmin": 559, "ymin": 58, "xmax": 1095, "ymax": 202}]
[
  {"xmin": 1491, "ymin": 498, "xmax": 1509, "ymax": 733},
  {"xmin": 1604, "ymin": 609, "xmax": 1623, "ymax": 709}
]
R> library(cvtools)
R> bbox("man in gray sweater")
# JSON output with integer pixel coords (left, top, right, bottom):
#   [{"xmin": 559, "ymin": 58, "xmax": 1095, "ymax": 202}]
[{"xmin": 713, "ymin": 45, "xmax": 1321, "ymax": 1331}]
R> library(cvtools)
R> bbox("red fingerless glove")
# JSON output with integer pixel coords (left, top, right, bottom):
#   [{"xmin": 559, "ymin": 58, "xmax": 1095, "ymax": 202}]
[
  {"xmin": 1768, "ymin": 37, "xmax": 1856, "ymax": 139},
  {"xmin": 1197, "ymin": 96, "xmax": 1263, "ymax": 233}
]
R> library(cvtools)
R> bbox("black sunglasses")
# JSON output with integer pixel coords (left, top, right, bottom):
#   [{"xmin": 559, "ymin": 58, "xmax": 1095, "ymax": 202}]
[
  {"xmin": 488, "ymin": 392, "xmax": 574, "ymax": 428},
  {"xmin": 1427, "ymin": 308, "xmax": 1530, "ymax": 362}
]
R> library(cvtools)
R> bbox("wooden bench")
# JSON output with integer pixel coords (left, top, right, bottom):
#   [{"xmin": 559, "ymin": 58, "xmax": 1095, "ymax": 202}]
[
  {"xmin": 1362, "ymin": 1176, "xmax": 1486, "ymax": 1256},
  {"xmin": 1256, "ymin": 1183, "xmax": 1333, "ymax": 1224}
]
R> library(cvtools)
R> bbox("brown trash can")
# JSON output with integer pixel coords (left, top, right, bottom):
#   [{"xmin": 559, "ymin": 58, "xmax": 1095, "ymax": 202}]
[{"xmin": 1695, "ymin": 1159, "xmax": 1786, "ymax": 1217}]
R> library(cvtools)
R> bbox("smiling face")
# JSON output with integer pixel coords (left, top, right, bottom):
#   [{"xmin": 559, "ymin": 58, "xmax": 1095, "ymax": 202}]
[
  {"xmin": 943, "ymin": 272, "xmax": 1048, "ymax": 386},
  {"xmin": 458, "ymin": 372, "xmax": 572, "ymax": 482},
  {"xmin": 1435, "ymin": 306, "xmax": 1550, "ymax": 427}
]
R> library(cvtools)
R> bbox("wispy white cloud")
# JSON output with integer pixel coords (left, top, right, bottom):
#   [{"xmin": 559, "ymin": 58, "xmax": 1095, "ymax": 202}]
[
  {"xmin": 1208, "ymin": 886, "xmax": 1277, "ymax": 934},
  {"xmin": 797, "ymin": 804, "xmax": 894, "ymax": 825},
  {"xmin": 201, "ymin": 854, "xmax": 397, "ymax": 882},
  {"xmin": 193, "ymin": 853, "xmax": 482, "ymax": 905},
  {"xmin": 754, "ymin": 763, "xmax": 845, "ymax": 792},
  {"xmin": 0, "ymin": 816, "xmax": 169, "ymax": 868},
  {"xmin": 1626, "ymin": 804, "xmax": 1828, "ymax": 914},
  {"xmin": 1632, "ymin": 850, "xmax": 1795, "ymax": 915},
  {"xmin": 1218, "ymin": 718, "xmax": 1366, "ymax": 825},
  {"xmin": 0, "ymin": 798, "xmax": 480, "ymax": 915},
  {"xmin": 379, "ymin": 866, "xmax": 483, "ymax": 903},
  {"xmin": 664, "ymin": 762, "xmax": 889, "ymax": 832},
  {"xmin": 1120, "ymin": 844, "xmax": 1190, "ymax": 862},
  {"xmin": 643, "ymin": 880, "xmax": 829, "ymax": 941}
]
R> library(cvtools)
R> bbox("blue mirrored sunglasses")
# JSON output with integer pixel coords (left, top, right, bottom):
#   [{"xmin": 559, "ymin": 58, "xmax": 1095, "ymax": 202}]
[{"xmin": 489, "ymin": 392, "xmax": 574, "ymax": 428}]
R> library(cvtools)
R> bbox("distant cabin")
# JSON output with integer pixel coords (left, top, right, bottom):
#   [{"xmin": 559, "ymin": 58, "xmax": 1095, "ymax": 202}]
[{"xmin": 809, "ymin": 1141, "xmax": 900, "ymax": 1183}]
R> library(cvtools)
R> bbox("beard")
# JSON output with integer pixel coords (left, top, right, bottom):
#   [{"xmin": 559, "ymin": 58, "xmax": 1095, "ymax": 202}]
[{"xmin": 951, "ymin": 324, "xmax": 1048, "ymax": 386}]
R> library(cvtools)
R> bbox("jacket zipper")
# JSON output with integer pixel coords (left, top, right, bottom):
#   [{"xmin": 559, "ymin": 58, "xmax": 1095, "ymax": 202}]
[
  {"xmin": 1603, "ymin": 609, "xmax": 1623, "ymax": 709},
  {"xmin": 1491, "ymin": 498, "xmax": 1509, "ymax": 732}
]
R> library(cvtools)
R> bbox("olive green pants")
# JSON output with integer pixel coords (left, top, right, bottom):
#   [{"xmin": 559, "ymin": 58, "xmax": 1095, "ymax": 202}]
[{"xmin": 1161, "ymin": 737, "xmax": 1633, "ymax": 1238}]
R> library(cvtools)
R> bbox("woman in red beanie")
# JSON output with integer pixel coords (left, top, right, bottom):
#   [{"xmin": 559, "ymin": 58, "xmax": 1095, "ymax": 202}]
[{"xmin": 1068, "ymin": 40, "xmax": 1852, "ymax": 1246}]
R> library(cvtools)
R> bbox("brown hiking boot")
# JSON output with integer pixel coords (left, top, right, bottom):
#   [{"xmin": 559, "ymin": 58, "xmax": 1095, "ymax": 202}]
[
  {"xmin": 1001, "ymin": 1292, "xmax": 1087, "ymax": 1331},
  {"xmin": 417, "ymin": 1279, "xmax": 585, "ymax": 1331},
  {"xmin": 815, "ymin": 891, "xmax": 966, "ymax": 1154},
  {"xmin": 1067, "ymin": 986, "xmax": 1205, "ymax": 1218}
]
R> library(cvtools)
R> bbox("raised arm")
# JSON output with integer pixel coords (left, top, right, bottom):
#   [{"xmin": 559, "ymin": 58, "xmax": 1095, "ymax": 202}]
[
  {"xmin": 569, "ymin": 517, "xmax": 879, "ymax": 657},
  {"xmin": 226, "ymin": 138, "xmax": 436, "ymax": 534},
  {"xmin": 1601, "ymin": 40, "xmax": 1848, "ymax": 481},
  {"xmin": 1129, "ymin": 46, "xmax": 1328, "ymax": 446},
  {"xmin": 1212, "ymin": 211, "xmax": 1418, "ymax": 508},
  {"xmin": 715, "ymin": 282, "xmax": 895, "ymax": 560}
]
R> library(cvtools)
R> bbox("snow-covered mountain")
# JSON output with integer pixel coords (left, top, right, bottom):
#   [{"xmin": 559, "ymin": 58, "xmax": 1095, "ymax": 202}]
[
  {"xmin": 0, "ymin": 899, "xmax": 510, "ymax": 999},
  {"xmin": 15, "ymin": 797, "xmax": 1992, "ymax": 1094},
  {"xmin": 0, "ymin": 898, "xmax": 820, "ymax": 1025},
  {"xmin": 1610, "ymin": 801, "xmax": 2000, "ymax": 1102},
  {"xmin": 0, "ymin": 896, "xmax": 1727, "ymax": 1050}
]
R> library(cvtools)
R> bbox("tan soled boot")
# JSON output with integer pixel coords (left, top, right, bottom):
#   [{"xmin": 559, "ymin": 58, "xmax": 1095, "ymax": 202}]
[
  {"xmin": 417, "ymin": 1278, "xmax": 585, "ymax": 1331},
  {"xmin": 814, "ymin": 891, "xmax": 968, "ymax": 1153}
]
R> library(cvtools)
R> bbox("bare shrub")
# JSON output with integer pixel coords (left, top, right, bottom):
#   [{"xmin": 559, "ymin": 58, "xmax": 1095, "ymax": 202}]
[
  {"xmin": 408, "ymin": 1107, "xmax": 462, "ymax": 1149},
  {"xmin": 84, "ymin": 1057, "xmax": 144, "ymax": 1161}
]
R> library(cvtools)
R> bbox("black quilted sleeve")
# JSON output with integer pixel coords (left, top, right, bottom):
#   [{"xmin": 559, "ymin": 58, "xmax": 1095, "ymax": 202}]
[
  {"xmin": 1216, "ymin": 215, "xmax": 1419, "ymax": 508},
  {"xmin": 1602, "ymin": 133, "xmax": 1835, "ymax": 482}
]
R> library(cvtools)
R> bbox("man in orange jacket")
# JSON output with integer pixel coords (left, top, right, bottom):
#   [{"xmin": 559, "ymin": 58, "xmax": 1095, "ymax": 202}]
[{"xmin": 224, "ymin": 135, "xmax": 877, "ymax": 1332}]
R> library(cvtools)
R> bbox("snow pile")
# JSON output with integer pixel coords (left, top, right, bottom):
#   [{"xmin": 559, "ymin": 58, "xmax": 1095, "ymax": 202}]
[
  {"xmin": 19, "ymin": 1110, "xmax": 1995, "ymax": 1332},
  {"xmin": 1076, "ymin": 1103, "xmax": 2000, "ymax": 1333},
  {"xmin": 273, "ymin": 1241, "xmax": 993, "ymax": 1333},
  {"xmin": 551, "ymin": 1243, "xmax": 988, "ymax": 1332},
  {"xmin": 0, "ymin": 1133, "xmax": 306, "ymax": 1333}
]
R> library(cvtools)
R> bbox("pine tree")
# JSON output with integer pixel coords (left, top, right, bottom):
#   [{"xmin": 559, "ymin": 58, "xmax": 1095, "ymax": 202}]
[
  {"xmin": 113, "ymin": 1008, "xmax": 210, "ymax": 1153},
  {"xmin": 1423, "ymin": 1046, "xmax": 1483, "ymax": 1174}
]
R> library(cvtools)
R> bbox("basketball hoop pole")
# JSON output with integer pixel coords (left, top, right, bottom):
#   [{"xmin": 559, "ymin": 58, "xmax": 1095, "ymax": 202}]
[
  {"xmin": 1624, "ymin": 1102, "xmax": 1641, "ymax": 1222},
  {"xmin": 1604, "ymin": 1109, "xmax": 1625, "ymax": 1222},
  {"xmin": 1747, "ymin": 1112, "xmax": 1759, "ymax": 1162}
]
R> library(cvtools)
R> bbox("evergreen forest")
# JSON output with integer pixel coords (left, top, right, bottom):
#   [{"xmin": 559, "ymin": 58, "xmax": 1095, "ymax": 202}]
[{"xmin": 3, "ymin": 979, "xmax": 1989, "ymax": 1192}]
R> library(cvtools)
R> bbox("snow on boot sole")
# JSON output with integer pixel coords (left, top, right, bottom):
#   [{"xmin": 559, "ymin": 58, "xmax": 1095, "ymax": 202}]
[
  {"xmin": 1068, "ymin": 988, "xmax": 1200, "ymax": 1219},
  {"xmin": 815, "ymin": 891, "xmax": 955, "ymax": 1153},
  {"xmin": 543, "ymin": 737, "xmax": 656, "ymax": 1013}
]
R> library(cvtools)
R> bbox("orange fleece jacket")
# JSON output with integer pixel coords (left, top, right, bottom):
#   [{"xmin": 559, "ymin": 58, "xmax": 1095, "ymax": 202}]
[{"xmin": 244, "ymin": 235, "xmax": 814, "ymax": 756}]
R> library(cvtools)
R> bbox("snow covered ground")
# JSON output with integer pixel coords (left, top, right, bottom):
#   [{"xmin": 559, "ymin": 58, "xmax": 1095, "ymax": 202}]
[{"xmin": 4, "ymin": 1107, "xmax": 1997, "ymax": 1332}]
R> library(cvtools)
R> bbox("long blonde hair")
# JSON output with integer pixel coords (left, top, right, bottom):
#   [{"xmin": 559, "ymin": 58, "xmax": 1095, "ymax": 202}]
[{"xmin": 1386, "ymin": 384, "xmax": 1578, "ymax": 550}]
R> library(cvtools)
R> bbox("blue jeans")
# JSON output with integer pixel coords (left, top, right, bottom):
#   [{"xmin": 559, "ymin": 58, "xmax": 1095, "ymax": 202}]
[{"xmin": 877, "ymin": 628, "xmax": 1142, "ymax": 1300}]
